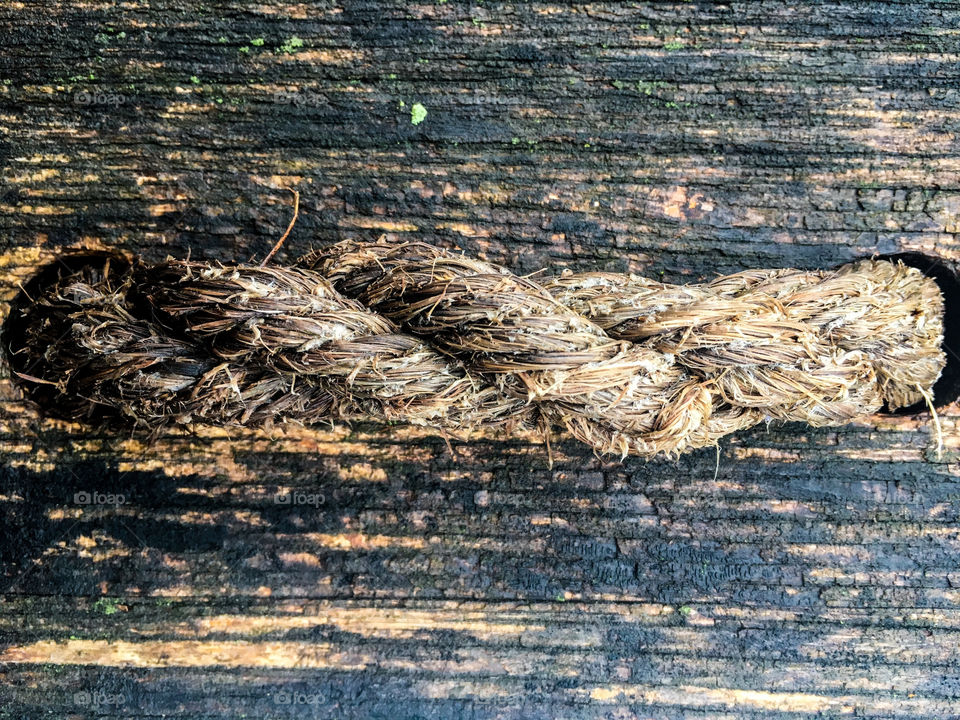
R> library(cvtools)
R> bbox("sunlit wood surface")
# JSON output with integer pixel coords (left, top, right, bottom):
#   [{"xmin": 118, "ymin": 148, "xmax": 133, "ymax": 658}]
[{"xmin": 2, "ymin": 1, "xmax": 960, "ymax": 717}]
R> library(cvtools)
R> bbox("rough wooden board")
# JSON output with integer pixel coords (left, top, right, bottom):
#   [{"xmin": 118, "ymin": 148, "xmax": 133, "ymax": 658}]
[{"xmin": 1, "ymin": 1, "xmax": 960, "ymax": 718}]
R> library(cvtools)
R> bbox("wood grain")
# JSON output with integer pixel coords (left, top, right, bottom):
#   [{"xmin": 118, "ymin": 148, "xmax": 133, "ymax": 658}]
[{"xmin": 1, "ymin": 1, "xmax": 959, "ymax": 718}]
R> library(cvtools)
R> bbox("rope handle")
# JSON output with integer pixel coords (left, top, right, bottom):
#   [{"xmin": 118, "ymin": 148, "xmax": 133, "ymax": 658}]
[{"xmin": 4, "ymin": 241, "xmax": 955, "ymax": 459}]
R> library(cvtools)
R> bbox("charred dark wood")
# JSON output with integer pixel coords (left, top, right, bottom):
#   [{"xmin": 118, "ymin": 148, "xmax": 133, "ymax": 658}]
[{"xmin": 0, "ymin": 1, "xmax": 959, "ymax": 718}]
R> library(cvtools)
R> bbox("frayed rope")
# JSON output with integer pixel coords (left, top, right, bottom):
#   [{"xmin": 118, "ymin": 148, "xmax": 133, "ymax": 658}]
[{"xmin": 4, "ymin": 239, "xmax": 946, "ymax": 459}]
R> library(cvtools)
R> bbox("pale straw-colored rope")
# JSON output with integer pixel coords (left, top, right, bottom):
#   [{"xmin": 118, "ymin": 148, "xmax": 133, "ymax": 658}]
[{"xmin": 6, "ymin": 238, "xmax": 945, "ymax": 459}]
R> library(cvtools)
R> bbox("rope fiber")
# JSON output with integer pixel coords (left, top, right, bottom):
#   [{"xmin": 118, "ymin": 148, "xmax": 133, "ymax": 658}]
[{"xmin": 5, "ymin": 239, "xmax": 947, "ymax": 458}]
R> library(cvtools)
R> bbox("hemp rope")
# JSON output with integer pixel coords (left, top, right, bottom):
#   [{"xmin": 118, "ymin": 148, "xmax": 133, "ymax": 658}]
[{"xmin": 5, "ymin": 239, "xmax": 946, "ymax": 459}]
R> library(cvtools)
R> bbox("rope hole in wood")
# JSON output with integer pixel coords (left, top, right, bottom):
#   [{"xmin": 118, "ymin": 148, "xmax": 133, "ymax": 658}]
[
  {"xmin": 875, "ymin": 252, "xmax": 960, "ymax": 415},
  {"xmin": 2, "ymin": 239, "xmax": 957, "ymax": 460}
]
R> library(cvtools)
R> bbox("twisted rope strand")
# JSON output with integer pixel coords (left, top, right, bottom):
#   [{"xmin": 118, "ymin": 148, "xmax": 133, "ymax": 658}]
[{"xmin": 5, "ymin": 240, "xmax": 945, "ymax": 459}]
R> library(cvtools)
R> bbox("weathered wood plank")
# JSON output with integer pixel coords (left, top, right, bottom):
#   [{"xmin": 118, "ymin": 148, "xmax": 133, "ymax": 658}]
[{"xmin": 1, "ymin": 1, "xmax": 960, "ymax": 718}]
